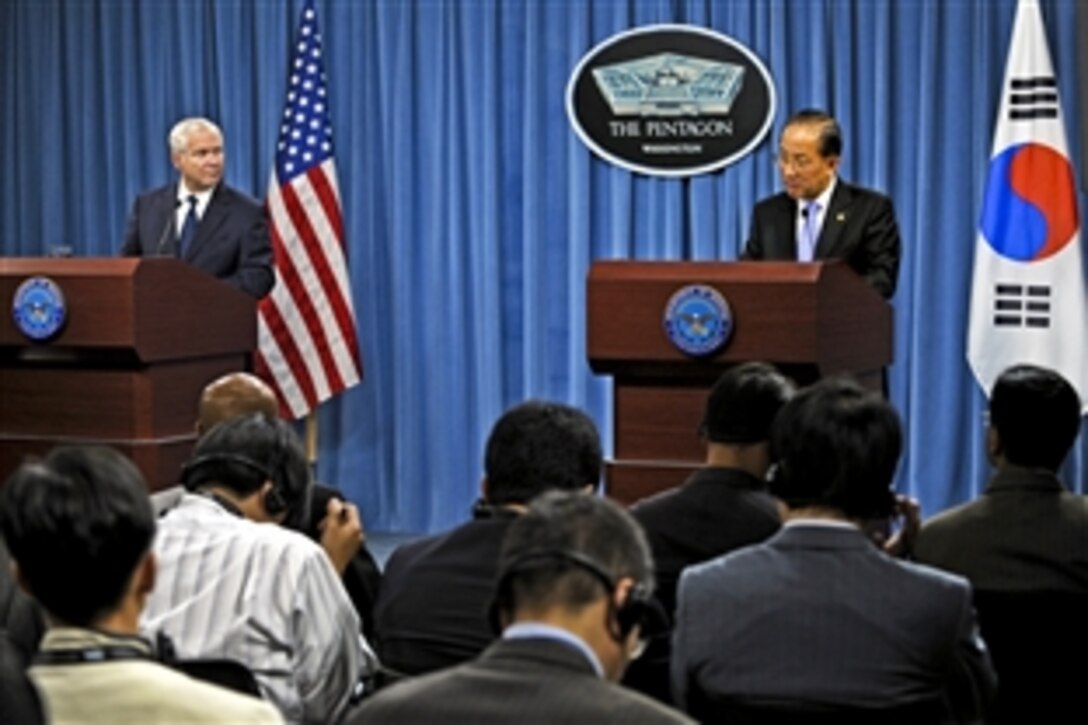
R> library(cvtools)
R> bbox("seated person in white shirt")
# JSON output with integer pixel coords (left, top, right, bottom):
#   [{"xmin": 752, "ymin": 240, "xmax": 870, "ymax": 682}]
[
  {"xmin": 141, "ymin": 414, "xmax": 377, "ymax": 724},
  {"xmin": 0, "ymin": 446, "xmax": 281, "ymax": 724}
]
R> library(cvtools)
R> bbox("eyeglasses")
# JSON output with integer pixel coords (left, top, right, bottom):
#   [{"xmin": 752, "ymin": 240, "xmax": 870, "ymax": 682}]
[{"xmin": 777, "ymin": 152, "xmax": 815, "ymax": 171}]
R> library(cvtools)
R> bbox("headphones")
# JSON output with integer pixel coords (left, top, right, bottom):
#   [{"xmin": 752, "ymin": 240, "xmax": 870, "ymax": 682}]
[
  {"xmin": 489, "ymin": 549, "xmax": 664, "ymax": 643},
  {"xmin": 181, "ymin": 420, "xmax": 301, "ymax": 518}
]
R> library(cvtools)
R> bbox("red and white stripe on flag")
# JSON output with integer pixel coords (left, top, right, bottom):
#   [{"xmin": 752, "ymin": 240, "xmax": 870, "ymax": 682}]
[
  {"xmin": 966, "ymin": 0, "xmax": 1088, "ymax": 411},
  {"xmin": 256, "ymin": 0, "xmax": 362, "ymax": 419}
]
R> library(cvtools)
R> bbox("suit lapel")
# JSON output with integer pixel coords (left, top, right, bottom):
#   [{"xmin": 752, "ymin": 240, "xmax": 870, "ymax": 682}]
[
  {"xmin": 185, "ymin": 185, "xmax": 231, "ymax": 261},
  {"xmin": 773, "ymin": 194, "xmax": 799, "ymax": 258},
  {"xmin": 815, "ymin": 182, "xmax": 853, "ymax": 259}
]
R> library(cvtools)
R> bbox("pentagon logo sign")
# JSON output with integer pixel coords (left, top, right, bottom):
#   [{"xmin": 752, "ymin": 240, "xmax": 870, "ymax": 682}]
[{"xmin": 567, "ymin": 24, "xmax": 776, "ymax": 177}]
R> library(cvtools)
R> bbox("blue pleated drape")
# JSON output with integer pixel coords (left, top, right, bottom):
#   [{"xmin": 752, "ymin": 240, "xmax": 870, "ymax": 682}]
[{"xmin": 2, "ymin": 0, "xmax": 1085, "ymax": 533}]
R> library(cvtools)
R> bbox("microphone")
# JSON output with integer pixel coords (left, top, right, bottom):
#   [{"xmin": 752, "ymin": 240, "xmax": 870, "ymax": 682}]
[{"xmin": 155, "ymin": 199, "xmax": 182, "ymax": 256}]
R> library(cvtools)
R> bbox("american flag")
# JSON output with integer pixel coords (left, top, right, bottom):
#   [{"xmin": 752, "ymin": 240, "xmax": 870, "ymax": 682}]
[{"xmin": 257, "ymin": 0, "xmax": 362, "ymax": 418}]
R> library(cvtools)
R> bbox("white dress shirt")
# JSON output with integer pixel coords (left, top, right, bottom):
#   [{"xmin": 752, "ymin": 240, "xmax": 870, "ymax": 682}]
[{"xmin": 141, "ymin": 493, "xmax": 376, "ymax": 725}]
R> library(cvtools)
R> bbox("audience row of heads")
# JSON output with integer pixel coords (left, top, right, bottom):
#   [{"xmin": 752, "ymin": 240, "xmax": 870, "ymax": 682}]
[{"xmin": 1, "ymin": 363, "xmax": 1079, "ymax": 638}]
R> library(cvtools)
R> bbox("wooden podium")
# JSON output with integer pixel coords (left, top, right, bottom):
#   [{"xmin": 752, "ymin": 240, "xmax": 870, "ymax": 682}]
[
  {"xmin": 587, "ymin": 260, "xmax": 892, "ymax": 504},
  {"xmin": 0, "ymin": 258, "xmax": 257, "ymax": 490}
]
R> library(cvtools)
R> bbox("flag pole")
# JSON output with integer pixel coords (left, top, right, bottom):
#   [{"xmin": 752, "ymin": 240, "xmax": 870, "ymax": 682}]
[{"xmin": 305, "ymin": 411, "xmax": 319, "ymax": 466}]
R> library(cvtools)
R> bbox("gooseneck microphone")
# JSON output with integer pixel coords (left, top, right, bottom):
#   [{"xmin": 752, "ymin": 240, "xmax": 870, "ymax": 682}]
[{"xmin": 155, "ymin": 199, "xmax": 182, "ymax": 256}]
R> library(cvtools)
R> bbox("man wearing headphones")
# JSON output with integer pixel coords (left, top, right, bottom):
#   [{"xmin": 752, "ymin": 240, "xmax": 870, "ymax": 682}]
[
  {"xmin": 141, "ymin": 415, "xmax": 377, "ymax": 724},
  {"xmin": 672, "ymin": 379, "xmax": 995, "ymax": 722},
  {"xmin": 352, "ymin": 491, "xmax": 692, "ymax": 724},
  {"xmin": 1, "ymin": 446, "xmax": 281, "ymax": 723}
]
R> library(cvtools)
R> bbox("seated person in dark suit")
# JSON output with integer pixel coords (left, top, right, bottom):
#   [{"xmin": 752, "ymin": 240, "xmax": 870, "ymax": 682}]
[
  {"xmin": 0, "ymin": 446, "xmax": 280, "ymax": 723},
  {"xmin": 351, "ymin": 491, "xmax": 693, "ymax": 724},
  {"xmin": 672, "ymin": 379, "xmax": 996, "ymax": 723},
  {"xmin": 915, "ymin": 364, "xmax": 1087, "ymax": 723},
  {"xmin": 625, "ymin": 362, "xmax": 794, "ymax": 703},
  {"xmin": 151, "ymin": 371, "xmax": 383, "ymax": 640},
  {"xmin": 373, "ymin": 400, "xmax": 602, "ymax": 676}
]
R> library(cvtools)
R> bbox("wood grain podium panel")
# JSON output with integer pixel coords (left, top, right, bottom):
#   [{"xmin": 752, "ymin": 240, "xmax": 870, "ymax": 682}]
[
  {"xmin": 0, "ymin": 258, "xmax": 256, "ymax": 489},
  {"xmin": 588, "ymin": 261, "xmax": 892, "ymax": 504}
]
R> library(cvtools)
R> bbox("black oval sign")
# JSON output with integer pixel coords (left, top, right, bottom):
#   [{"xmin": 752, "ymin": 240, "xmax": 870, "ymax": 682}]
[{"xmin": 566, "ymin": 24, "xmax": 776, "ymax": 177}]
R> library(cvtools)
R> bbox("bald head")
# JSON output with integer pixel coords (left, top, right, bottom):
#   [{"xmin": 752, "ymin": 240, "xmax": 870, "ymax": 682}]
[{"xmin": 197, "ymin": 373, "xmax": 278, "ymax": 435}]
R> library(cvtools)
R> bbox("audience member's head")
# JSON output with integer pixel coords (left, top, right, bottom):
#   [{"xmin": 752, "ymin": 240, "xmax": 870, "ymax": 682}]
[
  {"xmin": 701, "ymin": 363, "xmax": 795, "ymax": 476},
  {"xmin": 768, "ymin": 378, "xmax": 900, "ymax": 520},
  {"xmin": 702, "ymin": 363, "xmax": 795, "ymax": 444},
  {"xmin": 0, "ymin": 447, "xmax": 155, "ymax": 630},
  {"xmin": 482, "ymin": 401, "xmax": 602, "ymax": 507},
  {"xmin": 182, "ymin": 414, "xmax": 311, "ymax": 525},
  {"xmin": 493, "ymin": 491, "xmax": 659, "ymax": 681},
  {"xmin": 197, "ymin": 372, "xmax": 279, "ymax": 436},
  {"xmin": 988, "ymin": 364, "xmax": 1081, "ymax": 472}
]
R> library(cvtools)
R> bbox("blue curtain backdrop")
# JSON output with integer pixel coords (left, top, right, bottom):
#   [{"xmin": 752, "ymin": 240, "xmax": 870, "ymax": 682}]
[{"xmin": 1, "ymin": 0, "xmax": 1084, "ymax": 533}]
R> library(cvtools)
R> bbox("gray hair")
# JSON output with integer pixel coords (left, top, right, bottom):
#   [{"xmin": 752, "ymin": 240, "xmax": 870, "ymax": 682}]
[{"xmin": 168, "ymin": 117, "xmax": 223, "ymax": 155}]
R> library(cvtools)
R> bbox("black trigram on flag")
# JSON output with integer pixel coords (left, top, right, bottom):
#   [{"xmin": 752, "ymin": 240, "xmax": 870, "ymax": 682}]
[
  {"xmin": 993, "ymin": 283, "xmax": 1051, "ymax": 328},
  {"xmin": 1009, "ymin": 76, "xmax": 1058, "ymax": 120}
]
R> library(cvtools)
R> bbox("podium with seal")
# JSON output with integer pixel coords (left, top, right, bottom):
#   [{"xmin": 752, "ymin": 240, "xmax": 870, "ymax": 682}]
[
  {"xmin": 0, "ymin": 257, "xmax": 256, "ymax": 489},
  {"xmin": 587, "ymin": 260, "xmax": 892, "ymax": 504}
]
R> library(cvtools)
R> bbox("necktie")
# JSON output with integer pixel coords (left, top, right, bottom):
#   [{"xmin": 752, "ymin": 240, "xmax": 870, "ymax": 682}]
[
  {"xmin": 178, "ymin": 195, "xmax": 198, "ymax": 258},
  {"xmin": 797, "ymin": 201, "xmax": 820, "ymax": 262}
]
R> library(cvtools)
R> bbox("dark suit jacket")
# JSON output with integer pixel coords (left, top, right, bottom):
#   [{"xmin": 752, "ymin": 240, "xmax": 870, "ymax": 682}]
[
  {"xmin": 0, "ymin": 541, "xmax": 43, "ymax": 667},
  {"xmin": 625, "ymin": 467, "xmax": 780, "ymax": 703},
  {"xmin": 742, "ymin": 181, "xmax": 901, "ymax": 298},
  {"xmin": 121, "ymin": 182, "xmax": 273, "ymax": 298},
  {"xmin": 348, "ymin": 637, "xmax": 693, "ymax": 724},
  {"xmin": 373, "ymin": 512, "xmax": 515, "ymax": 675},
  {"xmin": 673, "ymin": 524, "xmax": 995, "ymax": 721},
  {"xmin": 914, "ymin": 468, "xmax": 1088, "ymax": 593}
]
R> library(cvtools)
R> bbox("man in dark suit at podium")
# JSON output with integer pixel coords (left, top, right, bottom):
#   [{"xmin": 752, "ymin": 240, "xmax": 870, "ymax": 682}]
[
  {"xmin": 121, "ymin": 117, "xmax": 273, "ymax": 299},
  {"xmin": 743, "ymin": 109, "xmax": 901, "ymax": 299}
]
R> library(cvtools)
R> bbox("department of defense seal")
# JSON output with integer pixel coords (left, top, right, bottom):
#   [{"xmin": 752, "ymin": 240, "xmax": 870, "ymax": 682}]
[
  {"xmin": 663, "ymin": 284, "xmax": 733, "ymax": 356},
  {"xmin": 12, "ymin": 276, "xmax": 67, "ymax": 342}
]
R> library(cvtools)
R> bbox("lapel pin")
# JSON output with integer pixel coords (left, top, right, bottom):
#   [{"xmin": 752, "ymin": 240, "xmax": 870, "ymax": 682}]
[{"xmin": 836, "ymin": 212, "xmax": 846, "ymax": 222}]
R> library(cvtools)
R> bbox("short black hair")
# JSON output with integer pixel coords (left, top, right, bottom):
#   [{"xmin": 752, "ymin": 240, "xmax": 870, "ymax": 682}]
[
  {"xmin": 182, "ymin": 414, "xmax": 312, "ymax": 525},
  {"xmin": 768, "ymin": 378, "xmax": 900, "ymax": 519},
  {"xmin": 701, "ymin": 362, "xmax": 795, "ymax": 443},
  {"xmin": 483, "ymin": 401, "xmax": 602, "ymax": 506},
  {"xmin": 785, "ymin": 108, "xmax": 843, "ymax": 158},
  {"xmin": 496, "ymin": 491, "xmax": 653, "ymax": 616},
  {"xmin": 990, "ymin": 365, "xmax": 1081, "ymax": 471},
  {"xmin": 0, "ymin": 446, "xmax": 154, "ymax": 627}
]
